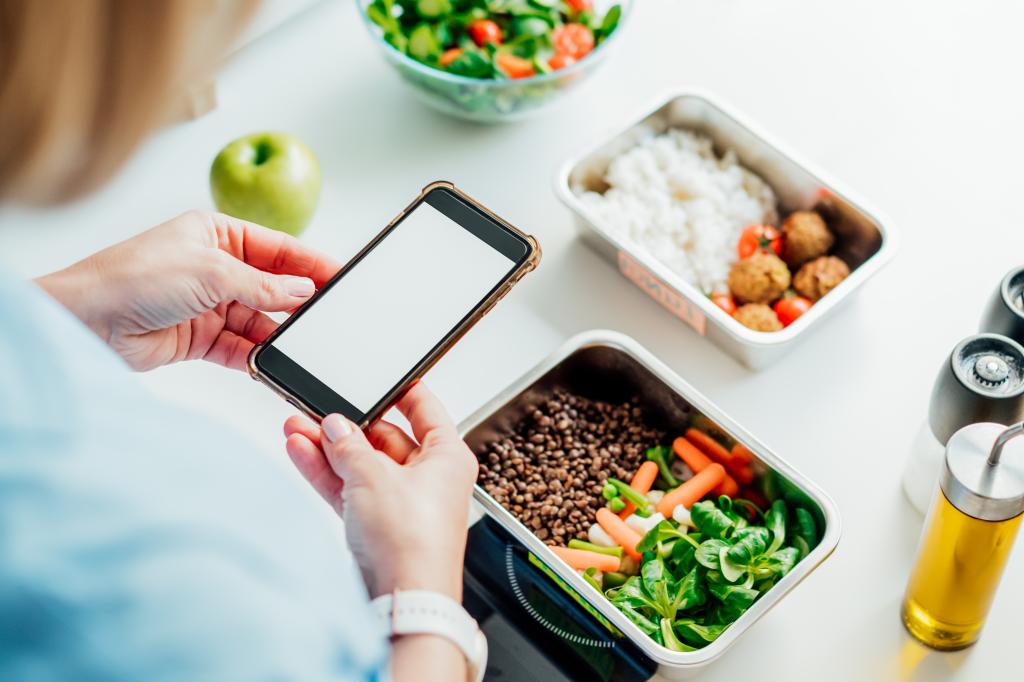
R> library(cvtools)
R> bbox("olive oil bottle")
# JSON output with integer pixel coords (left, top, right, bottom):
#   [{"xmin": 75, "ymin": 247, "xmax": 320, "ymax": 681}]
[{"xmin": 902, "ymin": 422, "xmax": 1024, "ymax": 650}]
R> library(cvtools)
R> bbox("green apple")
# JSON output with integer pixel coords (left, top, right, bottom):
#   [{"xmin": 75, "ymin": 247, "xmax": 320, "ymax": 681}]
[{"xmin": 210, "ymin": 132, "xmax": 321, "ymax": 236}]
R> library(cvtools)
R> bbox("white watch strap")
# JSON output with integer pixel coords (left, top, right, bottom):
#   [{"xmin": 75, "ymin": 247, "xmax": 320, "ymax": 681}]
[{"xmin": 371, "ymin": 590, "xmax": 487, "ymax": 682}]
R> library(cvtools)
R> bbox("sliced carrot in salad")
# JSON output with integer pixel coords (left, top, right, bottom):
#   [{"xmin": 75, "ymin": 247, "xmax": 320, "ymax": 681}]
[
  {"xmin": 656, "ymin": 463, "xmax": 726, "ymax": 517},
  {"xmin": 619, "ymin": 460, "xmax": 659, "ymax": 518},
  {"xmin": 496, "ymin": 53, "xmax": 536, "ymax": 79},
  {"xmin": 439, "ymin": 48, "xmax": 463, "ymax": 68},
  {"xmin": 684, "ymin": 428, "xmax": 732, "ymax": 466},
  {"xmin": 551, "ymin": 546, "xmax": 621, "ymax": 573},
  {"xmin": 596, "ymin": 507, "xmax": 642, "ymax": 560},
  {"xmin": 673, "ymin": 436, "xmax": 739, "ymax": 498}
]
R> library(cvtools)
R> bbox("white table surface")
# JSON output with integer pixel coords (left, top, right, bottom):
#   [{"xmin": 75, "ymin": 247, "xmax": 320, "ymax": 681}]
[{"xmin": 2, "ymin": 1, "xmax": 1022, "ymax": 679}]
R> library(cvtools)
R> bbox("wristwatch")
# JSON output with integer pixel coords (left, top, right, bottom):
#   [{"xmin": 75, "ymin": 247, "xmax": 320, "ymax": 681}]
[{"xmin": 371, "ymin": 589, "xmax": 488, "ymax": 682}]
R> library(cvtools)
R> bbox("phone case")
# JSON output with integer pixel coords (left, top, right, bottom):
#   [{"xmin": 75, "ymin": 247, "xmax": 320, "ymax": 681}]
[{"xmin": 247, "ymin": 180, "xmax": 541, "ymax": 430}]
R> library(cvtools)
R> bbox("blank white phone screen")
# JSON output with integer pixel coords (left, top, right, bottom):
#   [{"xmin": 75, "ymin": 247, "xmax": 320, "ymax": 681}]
[{"xmin": 272, "ymin": 202, "xmax": 516, "ymax": 412}]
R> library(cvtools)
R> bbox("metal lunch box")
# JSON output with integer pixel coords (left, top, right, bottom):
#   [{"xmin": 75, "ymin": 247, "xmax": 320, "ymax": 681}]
[
  {"xmin": 460, "ymin": 330, "xmax": 841, "ymax": 679},
  {"xmin": 554, "ymin": 91, "xmax": 897, "ymax": 369}
]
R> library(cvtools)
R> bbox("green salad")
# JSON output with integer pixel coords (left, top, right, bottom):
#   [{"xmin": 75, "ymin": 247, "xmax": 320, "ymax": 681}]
[
  {"xmin": 366, "ymin": 0, "xmax": 622, "ymax": 80},
  {"xmin": 603, "ymin": 497, "xmax": 817, "ymax": 651}
]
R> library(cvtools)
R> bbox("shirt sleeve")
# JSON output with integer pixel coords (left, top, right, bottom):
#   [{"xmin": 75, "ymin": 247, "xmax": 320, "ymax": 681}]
[
  {"xmin": 0, "ymin": 276, "xmax": 390, "ymax": 681},
  {"xmin": 0, "ymin": 426, "xmax": 390, "ymax": 682}
]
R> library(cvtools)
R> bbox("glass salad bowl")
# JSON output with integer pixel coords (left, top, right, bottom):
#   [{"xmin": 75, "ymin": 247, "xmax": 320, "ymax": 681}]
[{"xmin": 356, "ymin": 0, "xmax": 632, "ymax": 123}]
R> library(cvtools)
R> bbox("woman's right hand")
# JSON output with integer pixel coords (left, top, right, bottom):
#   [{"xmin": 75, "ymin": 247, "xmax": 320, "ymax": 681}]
[{"xmin": 282, "ymin": 383, "xmax": 478, "ymax": 601}]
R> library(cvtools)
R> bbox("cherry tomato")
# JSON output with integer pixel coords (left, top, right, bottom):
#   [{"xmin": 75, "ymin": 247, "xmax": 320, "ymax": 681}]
[
  {"xmin": 736, "ymin": 224, "xmax": 782, "ymax": 259},
  {"xmin": 548, "ymin": 53, "xmax": 577, "ymax": 70},
  {"xmin": 552, "ymin": 23, "xmax": 594, "ymax": 60},
  {"xmin": 468, "ymin": 19, "xmax": 503, "ymax": 47},
  {"xmin": 773, "ymin": 295, "xmax": 813, "ymax": 327},
  {"xmin": 439, "ymin": 48, "xmax": 463, "ymax": 68},
  {"xmin": 710, "ymin": 291, "xmax": 737, "ymax": 316},
  {"xmin": 566, "ymin": 0, "xmax": 593, "ymax": 10},
  {"xmin": 496, "ymin": 52, "xmax": 536, "ymax": 79}
]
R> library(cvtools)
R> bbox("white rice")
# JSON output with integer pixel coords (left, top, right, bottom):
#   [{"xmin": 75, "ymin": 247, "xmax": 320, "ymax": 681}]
[{"xmin": 577, "ymin": 128, "xmax": 778, "ymax": 294}]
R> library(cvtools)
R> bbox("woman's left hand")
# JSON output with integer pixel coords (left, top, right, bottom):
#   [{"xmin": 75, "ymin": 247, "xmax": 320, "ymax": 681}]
[{"xmin": 37, "ymin": 210, "xmax": 339, "ymax": 371}]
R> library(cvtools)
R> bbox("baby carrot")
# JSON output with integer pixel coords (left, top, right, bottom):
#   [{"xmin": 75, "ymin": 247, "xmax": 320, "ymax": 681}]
[
  {"xmin": 596, "ymin": 507, "xmax": 643, "ymax": 560},
  {"xmin": 729, "ymin": 444, "xmax": 756, "ymax": 485},
  {"xmin": 716, "ymin": 473, "xmax": 739, "ymax": 497},
  {"xmin": 551, "ymin": 546, "xmax": 622, "ymax": 573},
  {"xmin": 656, "ymin": 463, "xmax": 726, "ymax": 516},
  {"xmin": 731, "ymin": 443, "xmax": 755, "ymax": 466},
  {"xmin": 619, "ymin": 460, "xmax": 660, "ymax": 518},
  {"xmin": 673, "ymin": 436, "xmax": 712, "ymax": 470},
  {"xmin": 731, "ymin": 464, "xmax": 755, "ymax": 486},
  {"xmin": 674, "ymin": 437, "xmax": 739, "ymax": 498},
  {"xmin": 684, "ymin": 428, "xmax": 732, "ymax": 467}
]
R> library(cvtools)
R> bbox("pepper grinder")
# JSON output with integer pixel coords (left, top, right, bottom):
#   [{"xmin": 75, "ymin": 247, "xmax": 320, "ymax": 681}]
[
  {"xmin": 902, "ymin": 421, "xmax": 1024, "ymax": 650},
  {"xmin": 980, "ymin": 265, "xmax": 1024, "ymax": 344},
  {"xmin": 901, "ymin": 334, "xmax": 1024, "ymax": 514}
]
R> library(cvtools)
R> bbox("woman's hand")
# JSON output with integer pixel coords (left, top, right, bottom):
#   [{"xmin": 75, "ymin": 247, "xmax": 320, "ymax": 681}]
[
  {"xmin": 36, "ymin": 210, "xmax": 339, "ymax": 371},
  {"xmin": 286, "ymin": 383, "xmax": 477, "ymax": 681},
  {"xmin": 282, "ymin": 383, "xmax": 478, "ymax": 601}
]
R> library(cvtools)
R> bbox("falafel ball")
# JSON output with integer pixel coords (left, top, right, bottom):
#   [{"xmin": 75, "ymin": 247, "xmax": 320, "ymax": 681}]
[
  {"xmin": 727, "ymin": 252, "xmax": 791, "ymax": 304},
  {"xmin": 793, "ymin": 255, "xmax": 850, "ymax": 301},
  {"xmin": 734, "ymin": 304, "xmax": 783, "ymax": 332},
  {"xmin": 780, "ymin": 210, "xmax": 834, "ymax": 268}
]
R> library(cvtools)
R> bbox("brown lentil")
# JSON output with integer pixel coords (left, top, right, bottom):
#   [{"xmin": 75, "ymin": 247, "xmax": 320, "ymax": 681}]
[{"xmin": 478, "ymin": 389, "xmax": 664, "ymax": 545}]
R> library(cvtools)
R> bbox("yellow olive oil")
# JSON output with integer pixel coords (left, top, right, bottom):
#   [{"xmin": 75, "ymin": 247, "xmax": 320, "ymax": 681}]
[{"xmin": 902, "ymin": 490, "xmax": 1022, "ymax": 650}]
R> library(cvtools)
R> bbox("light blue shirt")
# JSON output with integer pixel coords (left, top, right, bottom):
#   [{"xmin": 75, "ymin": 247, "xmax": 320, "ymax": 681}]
[{"xmin": 0, "ymin": 271, "xmax": 387, "ymax": 681}]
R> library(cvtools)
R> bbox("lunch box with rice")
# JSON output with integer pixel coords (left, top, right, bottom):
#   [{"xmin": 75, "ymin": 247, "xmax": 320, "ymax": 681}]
[
  {"xmin": 461, "ymin": 330, "xmax": 840, "ymax": 679},
  {"xmin": 555, "ymin": 91, "xmax": 896, "ymax": 369}
]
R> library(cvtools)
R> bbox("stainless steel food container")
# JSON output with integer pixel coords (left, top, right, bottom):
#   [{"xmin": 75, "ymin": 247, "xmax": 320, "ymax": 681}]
[
  {"xmin": 461, "ymin": 330, "xmax": 841, "ymax": 679},
  {"xmin": 554, "ymin": 91, "xmax": 897, "ymax": 369}
]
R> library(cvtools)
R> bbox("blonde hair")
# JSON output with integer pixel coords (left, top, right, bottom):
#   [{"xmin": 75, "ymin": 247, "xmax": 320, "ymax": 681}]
[{"xmin": 0, "ymin": 0, "xmax": 256, "ymax": 204}]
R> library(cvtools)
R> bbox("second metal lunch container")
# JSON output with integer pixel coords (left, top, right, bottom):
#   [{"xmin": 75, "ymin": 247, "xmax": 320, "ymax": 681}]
[
  {"xmin": 460, "ymin": 330, "xmax": 841, "ymax": 679},
  {"xmin": 555, "ymin": 91, "xmax": 897, "ymax": 369}
]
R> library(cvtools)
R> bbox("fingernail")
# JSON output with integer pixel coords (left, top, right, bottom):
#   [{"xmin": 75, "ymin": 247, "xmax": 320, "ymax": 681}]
[
  {"xmin": 284, "ymin": 276, "xmax": 315, "ymax": 297},
  {"xmin": 322, "ymin": 414, "xmax": 352, "ymax": 443}
]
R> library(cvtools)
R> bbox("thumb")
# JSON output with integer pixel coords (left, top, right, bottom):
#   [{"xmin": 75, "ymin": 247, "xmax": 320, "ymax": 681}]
[
  {"xmin": 320, "ymin": 414, "xmax": 385, "ymax": 482},
  {"xmin": 206, "ymin": 253, "xmax": 315, "ymax": 312}
]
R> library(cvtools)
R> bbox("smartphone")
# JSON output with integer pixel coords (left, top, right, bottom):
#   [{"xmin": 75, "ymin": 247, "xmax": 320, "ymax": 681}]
[{"xmin": 248, "ymin": 181, "xmax": 540, "ymax": 429}]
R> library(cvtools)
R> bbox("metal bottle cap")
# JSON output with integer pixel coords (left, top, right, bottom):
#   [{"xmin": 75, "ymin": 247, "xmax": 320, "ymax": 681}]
[
  {"xmin": 942, "ymin": 422, "xmax": 1024, "ymax": 521},
  {"xmin": 980, "ymin": 266, "xmax": 1024, "ymax": 344},
  {"xmin": 928, "ymin": 334, "xmax": 1024, "ymax": 444}
]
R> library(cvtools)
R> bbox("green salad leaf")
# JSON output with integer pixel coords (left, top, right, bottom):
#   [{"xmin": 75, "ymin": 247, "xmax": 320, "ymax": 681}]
[
  {"xmin": 794, "ymin": 507, "xmax": 819, "ymax": 548},
  {"xmin": 674, "ymin": 619, "xmax": 727, "ymax": 644},
  {"xmin": 694, "ymin": 538, "xmax": 729, "ymax": 571},
  {"xmin": 691, "ymin": 500, "xmax": 735, "ymax": 539},
  {"xmin": 596, "ymin": 4, "xmax": 621, "ymax": 40},
  {"xmin": 660, "ymin": 618, "xmax": 697, "ymax": 652},
  {"xmin": 637, "ymin": 519, "xmax": 696, "ymax": 555},
  {"xmin": 446, "ymin": 50, "xmax": 493, "ymax": 77},
  {"xmin": 764, "ymin": 499, "xmax": 787, "ymax": 554}
]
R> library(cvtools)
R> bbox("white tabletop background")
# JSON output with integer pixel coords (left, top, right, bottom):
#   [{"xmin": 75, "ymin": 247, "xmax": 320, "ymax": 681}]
[{"xmin": 2, "ymin": 1, "xmax": 1021, "ymax": 679}]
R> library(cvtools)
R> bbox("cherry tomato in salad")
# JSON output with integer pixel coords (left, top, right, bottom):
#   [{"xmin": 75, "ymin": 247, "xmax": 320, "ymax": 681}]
[
  {"xmin": 496, "ymin": 52, "xmax": 536, "ymax": 79},
  {"xmin": 439, "ymin": 48, "xmax": 462, "ymax": 68},
  {"xmin": 468, "ymin": 19, "xmax": 503, "ymax": 47},
  {"xmin": 710, "ymin": 291, "xmax": 737, "ymax": 316},
  {"xmin": 736, "ymin": 224, "xmax": 782, "ymax": 260},
  {"xmin": 552, "ymin": 23, "xmax": 594, "ymax": 60},
  {"xmin": 773, "ymin": 295, "xmax": 813, "ymax": 327},
  {"xmin": 548, "ymin": 53, "xmax": 577, "ymax": 70},
  {"xmin": 566, "ymin": 0, "xmax": 594, "ymax": 11}
]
